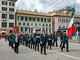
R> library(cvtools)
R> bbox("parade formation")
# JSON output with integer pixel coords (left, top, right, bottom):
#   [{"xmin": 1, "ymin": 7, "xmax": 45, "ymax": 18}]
[{"xmin": 7, "ymin": 29, "xmax": 69, "ymax": 55}]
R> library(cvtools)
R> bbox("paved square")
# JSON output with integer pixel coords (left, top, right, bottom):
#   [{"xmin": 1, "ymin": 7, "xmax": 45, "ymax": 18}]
[{"xmin": 0, "ymin": 38, "xmax": 80, "ymax": 60}]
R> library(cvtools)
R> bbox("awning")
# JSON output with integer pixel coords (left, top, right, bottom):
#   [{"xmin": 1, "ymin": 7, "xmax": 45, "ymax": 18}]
[{"xmin": 0, "ymin": 31, "xmax": 7, "ymax": 33}]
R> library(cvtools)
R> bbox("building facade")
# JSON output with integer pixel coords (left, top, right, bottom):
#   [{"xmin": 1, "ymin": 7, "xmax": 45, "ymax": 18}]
[
  {"xmin": 0, "ymin": 0, "xmax": 16, "ymax": 34},
  {"xmin": 15, "ymin": 10, "xmax": 52, "ymax": 33},
  {"xmin": 52, "ymin": 13, "xmax": 80, "ymax": 33}
]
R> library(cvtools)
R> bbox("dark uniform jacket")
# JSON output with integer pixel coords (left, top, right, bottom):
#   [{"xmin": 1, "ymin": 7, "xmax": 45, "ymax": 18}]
[{"xmin": 40, "ymin": 33, "xmax": 48, "ymax": 43}]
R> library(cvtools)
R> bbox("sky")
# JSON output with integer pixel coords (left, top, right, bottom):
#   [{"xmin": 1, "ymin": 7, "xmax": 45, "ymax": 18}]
[{"xmin": 15, "ymin": 0, "xmax": 80, "ymax": 13}]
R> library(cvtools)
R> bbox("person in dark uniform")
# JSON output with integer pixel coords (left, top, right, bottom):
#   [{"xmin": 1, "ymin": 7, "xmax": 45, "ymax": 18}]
[
  {"xmin": 8, "ymin": 33, "xmax": 11, "ymax": 46},
  {"xmin": 53, "ymin": 32, "xmax": 58, "ymax": 47},
  {"xmin": 14, "ymin": 34, "xmax": 20, "ymax": 54},
  {"xmin": 60, "ymin": 31, "xmax": 63, "ymax": 47},
  {"xmin": 61, "ymin": 31, "xmax": 69, "ymax": 52},
  {"xmin": 34, "ymin": 30, "xmax": 40, "ymax": 51},
  {"xmin": 25, "ymin": 31, "xmax": 29, "ymax": 47},
  {"xmin": 18, "ymin": 33, "xmax": 21, "ymax": 44},
  {"xmin": 47, "ymin": 32, "xmax": 52, "ymax": 50},
  {"xmin": 40, "ymin": 30, "xmax": 48, "ymax": 55},
  {"xmin": 28, "ymin": 33, "xmax": 31, "ymax": 48},
  {"xmin": 10, "ymin": 30, "xmax": 15, "ymax": 49},
  {"xmin": 30, "ymin": 33, "xmax": 34, "ymax": 49},
  {"xmin": 22, "ymin": 32, "xmax": 25, "ymax": 45}
]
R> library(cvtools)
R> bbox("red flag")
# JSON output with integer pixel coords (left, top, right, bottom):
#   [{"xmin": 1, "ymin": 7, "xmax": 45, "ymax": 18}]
[{"xmin": 13, "ymin": 27, "xmax": 18, "ymax": 33}]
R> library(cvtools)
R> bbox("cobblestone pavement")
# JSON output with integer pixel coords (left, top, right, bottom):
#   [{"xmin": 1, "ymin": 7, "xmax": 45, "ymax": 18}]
[{"xmin": 0, "ymin": 38, "xmax": 80, "ymax": 60}]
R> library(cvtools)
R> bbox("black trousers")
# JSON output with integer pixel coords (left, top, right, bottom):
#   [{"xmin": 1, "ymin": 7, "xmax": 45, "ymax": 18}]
[
  {"xmin": 25, "ymin": 40, "xmax": 28, "ymax": 47},
  {"xmin": 14, "ymin": 42, "xmax": 19, "ymax": 53},
  {"xmin": 61, "ymin": 42, "xmax": 69, "ymax": 51},
  {"xmin": 31, "ymin": 42, "xmax": 34, "ymax": 49},
  {"xmin": 34, "ymin": 42, "xmax": 37, "ymax": 51},
  {"xmin": 60, "ymin": 41, "xmax": 62, "ymax": 47},
  {"xmin": 41, "ymin": 43, "xmax": 46, "ymax": 54},
  {"xmin": 53, "ymin": 40, "xmax": 58, "ymax": 47},
  {"xmin": 11, "ymin": 41, "xmax": 14, "ymax": 49},
  {"xmin": 47, "ymin": 40, "xmax": 52, "ymax": 49},
  {"xmin": 22, "ymin": 39, "xmax": 25, "ymax": 45},
  {"xmin": 36, "ymin": 39, "xmax": 40, "ymax": 51},
  {"xmin": 36, "ymin": 41, "xmax": 40, "ymax": 51},
  {"xmin": 28, "ymin": 41, "xmax": 30, "ymax": 48},
  {"xmin": 9, "ymin": 41, "xmax": 11, "ymax": 46}
]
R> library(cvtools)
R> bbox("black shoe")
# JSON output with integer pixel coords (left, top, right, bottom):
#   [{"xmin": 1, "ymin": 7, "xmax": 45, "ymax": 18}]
[
  {"xmin": 61, "ymin": 49, "xmax": 63, "ymax": 52},
  {"xmin": 41, "ymin": 53, "xmax": 43, "ymax": 54},
  {"xmin": 66, "ymin": 51, "xmax": 70, "ymax": 52},
  {"xmin": 44, "ymin": 53, "xmax": 47, "ymax": 55},
  {"xmin": 50, "ymin": 49, "xmax": 52, "ymax": 50}
]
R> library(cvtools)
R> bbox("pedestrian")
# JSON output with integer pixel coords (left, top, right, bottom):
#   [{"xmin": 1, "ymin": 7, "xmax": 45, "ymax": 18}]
[
  {"xmin": 14, "ymin": 34, "xmax": 20, "ymax": 54},
  {"xmin": 8, "ymin": 33, "xmax": 11, "ymax": 46},
  {"xmin": 25, "ymin": 31, "xmax": 29, "ymax": 47},
  {"xmin": 30, "ymin": 33, "xmax": 34, "ymax": 49},
  {"xmin": 40, "ymin": 30, "xmax": 48, "ymax": 55},
  {"xmin": 61, "ymin": 31, "xmax": 69, "ymax": 52},
  {"xmin": 60, "ymin": 31, "xmax": 63, "ymax": 47},
  {"xmin": 47, "ymin": 32, "xmax": 52, "ymax": 50},
  {"xmin": 53, "ymin": 32, "xmax": 58, "ymax": 47},
  {"xmin": 28, "ymin": 33, "xmax": 31, "ymax": 48},
  {"xmin": 5, "ymin": 34, "xmax": 8, "ymax": 42},
  {"xmin": 34, "ymin": 30, "xmax": 40, "ymax": 51},
  {"xmin": 10, "ymin": 30, "xmax": 15, "ymax": 49}
]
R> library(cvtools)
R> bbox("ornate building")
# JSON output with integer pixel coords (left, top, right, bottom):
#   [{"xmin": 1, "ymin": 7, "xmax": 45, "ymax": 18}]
[
  {"xmin": 0, "ymin": 0, "xmax": 17, "ymax": 34},
  {"xmin": 15, "ymin": 9, "xmax": 52, "ymax": 33}
]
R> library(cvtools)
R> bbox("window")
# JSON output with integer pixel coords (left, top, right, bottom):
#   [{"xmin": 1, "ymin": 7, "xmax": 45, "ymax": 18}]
[
  {"xmin": 33, "ymin": 18, "xmax": 36, "ymax": 21},
  {"xmin": 25, "ymin": 28, "xmax": 27, "ymax": 31},
  {"xmin": 21, "ymin": 16, "xmax": 23, "ymax": 20},
  {"xmin": 62, "ymin": 27, "xmax": 65, "ymax": 29},
  {"xmin": 2, "ymin": 22, "xmax": 7, "ymax": 27},
  {"xmin": 49, "ymin": 28, "xmax": 51, "ymax": 32},
  {"xmin": 9, "ymin": 23, "xmax": 14, "ymax": 27},
  {"xmin": 43, "ymin": 24, "xmax": 45, "ymax": 26},
  {"xmin": 27, "ymin": 23, "xmax": 29, "ymax": 26},
  {"xmin": 9, "ymin": 2, "xmax": 14, "ymax": 6},
  {"xmin": 19, "ymin": 22, "xmax": 21, "ymax": 25},
  {"xmin": 2, "ymin": 14, "xmax": 7, "ymax": 19},
  {"xmin": 9, "ymin": 8, "xmax": 14, "ymax": 12},
  {"xmin": 2, "ymin": 7, "xmax": 7, "ymax": 11},
  {"xmin": 37, "ymin": 18, "xmax": 40, "ymax": 21},
  {"xmin": 41, "ymin": 18, "xmax": 43, "ymax": 22},
  {"xmin": 62, "ymin": 19, "xmax": 64, "ymax": 22},
  {"xmin": 47, "ymin": 19, "xmax": 51, "ymax": 22},
  {"xmin": 49, "ymin": 24, "xmax": 51, "ymax": 27},
  {"xmin": 44, "ymin": 18, "xmax": 46, "ymax": 22},
  {"xmin": 25, "ymin": 17, "xmax": 27, "ymax": 21},
  {"xmin": 2, "ymin": 1, "xmax": 7, "ymax": 5},
  {"xmin": 21, "ymin": 28, "xmax": 23, "ymax": 31},
  {"xmin": 23, "ymin": 23, "xmax": 25, "ymax": 25},
  {"xmin": 39, "ymin": 24, "xmax": 41, "ymax": 26},
  {"xmin": 66, "ymin": 19, "xmax": 68, "ymax": 23},
  {"xmin": 46, "ymin": 24, "xmax": 48, "ymax": 26},
  {"xmin": 58, "ymin": 26, "xmax": 61, "ymax": 29},
  {"xmin": 29, "ymin": 17, "xmax": 31, "ymax": 21},
  {"xmin": 9, "ymin": 14, "xmax": 14, "ymax": 19},
  {"xmin": 69, "ymin": 20, "xmax": 70, "ymax": 22},
  {"xmin": 35, "ymin": 24, "xmax": 37, "ymax": 26},
  {"xmin": 46, "ymin": 28, "xmax": 48, "ymax": 32},
  {"xmin": 31, "ymin": 23, "xmax": 33, "ymax": 26},
  {"xmin": 58, "ymin": 18, "xmax": 61, "ymax": 22},
  {"xmin": 17, "ymin": 16, "xmax": 19, "ymax": 20}
]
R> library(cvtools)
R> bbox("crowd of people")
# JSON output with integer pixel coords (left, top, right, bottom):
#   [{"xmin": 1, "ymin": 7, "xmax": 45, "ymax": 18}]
[{"xmin": 7, "ymin": 29, "xmax": 69, "ymax": 55}]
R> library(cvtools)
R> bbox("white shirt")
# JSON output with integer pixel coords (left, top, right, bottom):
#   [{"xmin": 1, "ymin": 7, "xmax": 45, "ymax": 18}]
[{"xmin": 15, "ymin": 37, "xmax": 18, "ymax": 42}]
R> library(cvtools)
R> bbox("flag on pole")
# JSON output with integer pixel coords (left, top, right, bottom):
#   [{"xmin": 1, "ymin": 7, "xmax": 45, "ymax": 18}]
[
  {"xmin": 67, "ymin": 8, "xmax": 75, "ymax": 36},
  {"xmin": 13, "ymin": 27, "xmax": 18, "ymax": 33}
]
